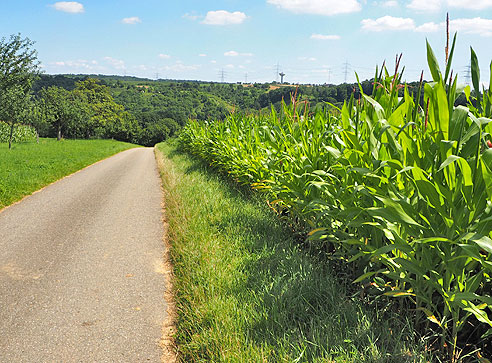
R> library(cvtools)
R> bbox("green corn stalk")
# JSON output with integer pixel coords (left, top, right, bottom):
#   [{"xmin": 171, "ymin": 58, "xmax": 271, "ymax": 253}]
[{"xmin": 178, "ymin": 36, "xmax": 492, "ymax": 360}]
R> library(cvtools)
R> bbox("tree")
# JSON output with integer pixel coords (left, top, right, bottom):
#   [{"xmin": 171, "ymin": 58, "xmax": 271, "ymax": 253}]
[
  {"xmin": 0, "ymin": 34, "xmax": 40, "ymax": 148},
  {"xmin": 40, "ymin": 86, "xmax": 87, "ymax": 140},
  {"xmin": 74, "ymin": 78, "xmax": 139, "ymax": 141},
  {"xmin": 25, "ymin": 98, "xmax": 49, "ymax": 142}
]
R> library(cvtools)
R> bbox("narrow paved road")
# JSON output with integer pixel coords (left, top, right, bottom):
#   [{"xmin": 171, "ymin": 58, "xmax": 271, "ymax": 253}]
[{"xmin": 0, "ymin": 148, "xmax": 167, "ymax": 362}]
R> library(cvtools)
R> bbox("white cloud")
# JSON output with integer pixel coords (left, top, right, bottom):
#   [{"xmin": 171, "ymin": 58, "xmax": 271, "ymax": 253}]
[
  {"xmin": 51, "ymin": 1, "xmax": 84, "ymax": 13},
  {"xmin": 449, "ymin": 17, "xmax": 492, "ymax": 37},
  {"xmin": 202, "ymin": 10, "xmax": 247, "ymax": 25},
  {"xmin": 407, "ymin": 0, "xmax": 441, "ymax": 11},
  {"xmin": 103, "ymin": 56, "xmax": 125, "ymax": 70},
  {"xmin": 381, "ymin": 0, "xmax": 398, "ymax": 7},
  {"xmin": 50, "ymin": 59, "xmax": 97, "ymax": 69},
  {"xmin": 361, "ymin": 16, "xmax": 415, "ymax": 31},
  {"xmin": 158, "ymin": 54, "xmax": 171, "ymax": 59},
  {"xmin": 183, "ymin": 13, "xmax": 201, "ymax": 20},
  {"xmin": 448, "ymin": 0, "xmax": 492, "ymax": 9},
  {"xmin": 373, "ymin": 0, "xmax": 398, "ymax": 6},
  {"xmin": 210, "ymin": 60, "xmax": 217, "ymax": 64},
  {"xmin": 408, "ymin": 0, "xmax": 492, "ymax": 12},
  {"xmin": 310, "ymin": 33, "xmax": 341, "ymax": 40},
  {"xmin": 361, "ymin": 15, "xmax": 492, "ymax": 37},
  {"xmin": 415, "ymin": 22, "xmax": 442, "ymax": 32},
  {"xmin": 122, "ymin": 17, "xmax": 141, "ymax": 24},
  {"xmin": 199, "ymin": 54, "xmax": 207, "ymax": 57},
  {"xmin": 225, "ymin": 64, "xmax": 235, "ymax": 69},
  {"xmin": 267, "ymin": 0, "xmax": 361, "ymax": 15},
  {"xmin": 224, "ymin": 50, "xmax": 253, "ymax": 57},
  {"xmin": 299, "ymin": 56, "xmax": 317, "ymax": 61},
  {"xmin": 163, "ymin": 62, "xmax": 201, "ymax": 72}
]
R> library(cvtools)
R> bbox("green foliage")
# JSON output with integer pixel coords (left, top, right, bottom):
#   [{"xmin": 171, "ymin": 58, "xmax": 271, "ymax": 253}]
[
  {"xmin": 0, "ymin": 121, "xmax": 36, "ymax": 143},
  {"xmin": 32, "ymin": 74, "xmax": 77, "ymax": 94},
  {"xmin": 0, "ymin": 33, "xmax": 40, "ymax": 148},
  {"xmin": 156, "ymin": 140, "xmax": 428, "ymax": 362},
  {"xmin": 73, "ymin": 78, "xmax": 140, "ymax": 141},
  {"xmin": 35, "ymin": 74, "xmax": 415, "ymax": 147},
  {"xmin": 179, "ymin": 39, "xmax": 492, "ymax": 360},
  {"xmin": 39, "ymin": 86, "xmax": 89, "ymax": 140},
  {"xmin": 35, "ymin": 79, "xmax": 141, "ymax": 143},
  {"xmin": 113, "ymin": 82, "xmax": 232, "ymax": 125}
]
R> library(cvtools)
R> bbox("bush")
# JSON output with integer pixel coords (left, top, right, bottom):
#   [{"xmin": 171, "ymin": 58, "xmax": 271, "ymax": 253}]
[{"xmin": 0, "ymin": 121, "xmax": 37, "ymax": 143}]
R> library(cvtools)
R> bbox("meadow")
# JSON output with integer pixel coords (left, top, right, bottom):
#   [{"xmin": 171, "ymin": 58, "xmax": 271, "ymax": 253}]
[
  {"xmin": 0, "ymin": 138, "xmax": 137, "ymax": 209},
  {"xmin": 178, "ymin": 38, "xmax": 492, "ymax": 361}
]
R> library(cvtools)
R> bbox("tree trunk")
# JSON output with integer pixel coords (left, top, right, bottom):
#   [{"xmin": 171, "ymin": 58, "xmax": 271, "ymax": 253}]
[
  {"xmin": 57, "ymin": 123, "xmax": 61, "ymax": 141},
  {"xmin": 36, "ymin": 130, "xmax": 39, "ymax": 144},
  {"xmin": 8, "ymin": 121, "xmax": 15, "ymax": 149}
]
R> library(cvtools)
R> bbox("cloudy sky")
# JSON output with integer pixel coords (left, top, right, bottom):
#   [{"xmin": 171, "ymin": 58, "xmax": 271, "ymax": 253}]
[{"xmin": 1, "ymin": 0, "xmax": 492, "ymax": 84}]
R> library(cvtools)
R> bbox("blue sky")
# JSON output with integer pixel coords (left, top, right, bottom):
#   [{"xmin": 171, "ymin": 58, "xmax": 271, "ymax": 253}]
[{"xmin": 1, "ymin": 0, "xmax": 492, "ymax": 84}]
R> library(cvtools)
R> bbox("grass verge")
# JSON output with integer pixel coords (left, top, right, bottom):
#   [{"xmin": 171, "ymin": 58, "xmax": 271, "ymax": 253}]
[
  {"xmin": 0, "ymin": 138, "xmax": 137, "ymax": 209},
  {"xmin": 156, "ymin": 139, "xmax": 430, "ymax": 363}
]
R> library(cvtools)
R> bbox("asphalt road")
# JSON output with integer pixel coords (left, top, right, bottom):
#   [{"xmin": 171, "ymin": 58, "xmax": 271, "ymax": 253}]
[{"xmin": 0, "ymin": 148, "xmax": 167, "ymax": 362}]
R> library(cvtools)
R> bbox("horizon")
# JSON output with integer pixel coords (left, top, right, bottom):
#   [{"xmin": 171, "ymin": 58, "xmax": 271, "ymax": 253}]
[
  {"xmin": 2, "ymin": 1, "xmax": 492, "ymax": 86},
  {"xmin": 39, "ymin": 72, "xmax": 430, "ymax": 86}
]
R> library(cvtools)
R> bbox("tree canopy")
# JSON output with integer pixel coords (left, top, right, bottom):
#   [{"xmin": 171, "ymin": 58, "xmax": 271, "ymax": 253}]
[{"xmin": 0, "ymin": 34, "xmax": 41, "ymax": 148}]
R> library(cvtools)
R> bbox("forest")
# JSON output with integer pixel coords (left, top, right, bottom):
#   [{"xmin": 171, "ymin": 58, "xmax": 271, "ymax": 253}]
[{"xmin": 28, "ymin": 73, "xmax": 433, "ymax": 147}]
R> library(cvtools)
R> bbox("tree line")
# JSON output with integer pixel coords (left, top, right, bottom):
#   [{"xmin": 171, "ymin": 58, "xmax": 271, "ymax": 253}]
[
  {"xmin": 0, "ymin": 35, "xmax": 180, "ymax": 148},
  {"xmin": 4, "ymin": 33, "xmax": 456, "ymax": 149}
]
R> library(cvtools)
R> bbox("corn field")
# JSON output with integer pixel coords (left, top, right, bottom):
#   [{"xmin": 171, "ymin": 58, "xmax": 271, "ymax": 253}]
[{"xmin": 179, "ymin": 38, "xmax": 492, "ymax": 360}]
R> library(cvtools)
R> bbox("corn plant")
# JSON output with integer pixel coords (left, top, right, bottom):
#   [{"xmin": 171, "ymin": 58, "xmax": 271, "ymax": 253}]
[{"xmin": 179, "ymin": 37, "xmax": 492, "ymax": 360}]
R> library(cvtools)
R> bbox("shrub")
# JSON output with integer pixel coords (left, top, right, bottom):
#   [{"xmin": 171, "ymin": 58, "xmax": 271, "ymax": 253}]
[{"xmin": 0, "ymin": 121, "xmax": 37, "ymax": 143}]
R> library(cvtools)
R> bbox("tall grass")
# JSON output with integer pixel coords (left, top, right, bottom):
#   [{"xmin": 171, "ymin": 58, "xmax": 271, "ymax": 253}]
[
  {"xmin": 179, "ymin": 38, "xmax": 492, "ymax": 361},
  {"xmin": 156, "ymin": 140, "xmax": 429, "ymax": 362}
]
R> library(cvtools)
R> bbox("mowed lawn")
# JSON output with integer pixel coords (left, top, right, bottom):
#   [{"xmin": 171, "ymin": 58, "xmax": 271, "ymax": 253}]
[{"xmin": 0, "ymin": 139, "xmax": 138, "ymax": 209}]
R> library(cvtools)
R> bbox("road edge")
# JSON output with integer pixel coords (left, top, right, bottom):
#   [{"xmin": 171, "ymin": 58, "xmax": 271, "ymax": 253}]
[
  {"xmin": 0, "ymin": 146, "xmax": 141, "ymax": 215},
  {"xmin": 154, "ymin": 146, "xmax": 178, "ymax": 363}
]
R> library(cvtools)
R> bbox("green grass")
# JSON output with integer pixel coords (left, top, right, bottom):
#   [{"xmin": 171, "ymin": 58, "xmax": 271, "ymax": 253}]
[
  {"xmin": 156, "ymin": 139, "xmax": 430, "ymax": 363},
  {"xmin": 0, "ymin": 138, "xmax": 138, "ymax": 208}
]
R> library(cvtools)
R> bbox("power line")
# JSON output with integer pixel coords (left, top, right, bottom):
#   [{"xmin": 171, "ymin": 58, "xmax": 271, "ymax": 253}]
[
  {"xmin": 343, "ymin": 61, "xmax": 350, "ymax": 83},
  {"xmin": 218, "ymin": 69, "xmax": 226, "ymax": 83},
  {"xmin": 464, "ymin": 62, "xmax": 472, "ymax": 86},
  {"xmin": 274, "ymin": 62, "xmax": 281, "ymax": 82}
]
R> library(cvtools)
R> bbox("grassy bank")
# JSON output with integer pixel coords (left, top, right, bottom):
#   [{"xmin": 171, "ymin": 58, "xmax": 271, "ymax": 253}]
[
  {"xmin": 156, "ymin": 139, "xmax": 429, "ymax": 362},
  {"xmin": 0, "ymin": 138, "xmax": 137, "ymax": 208}
]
